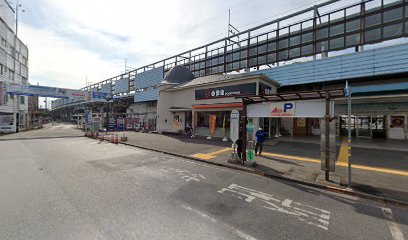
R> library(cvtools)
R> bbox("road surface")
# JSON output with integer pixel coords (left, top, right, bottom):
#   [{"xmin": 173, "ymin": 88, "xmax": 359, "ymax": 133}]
[{"xmin": 0, "ymin": 123, "xmax": 407, "ymax": 240}]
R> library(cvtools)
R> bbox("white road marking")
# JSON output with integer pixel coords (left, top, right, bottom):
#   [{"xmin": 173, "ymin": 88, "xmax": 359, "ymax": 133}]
[
  {"xmin": 382, "ymin": 207, "xmax": 405, "ymax": 240},
  {"xmin": 218, "ymin": 183, "xmax": 331, "ymax": 231},
  {"xmin": 181, "ymin": 204, "xmax": 257, "ymax": 240},
  {"xmin": 181, "ymin": 205, "xmax": 217, "ymax": 224},
  {"xmin": 159, "ymin": 166, "xmax": 205, "ymax": 182}
]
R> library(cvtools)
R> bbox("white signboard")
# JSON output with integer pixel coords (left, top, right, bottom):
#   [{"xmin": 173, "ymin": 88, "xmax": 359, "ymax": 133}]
[
  {"xmin": 248, "ymin": 100, "xmax": 334, "ymax": 118},
  {"xmin": 270, "ymin": 102, "xmax": 295, "ymax": 117},
  {"xmin": 230, "ymin": 110, "xmax": 240, "ymax": 143}
]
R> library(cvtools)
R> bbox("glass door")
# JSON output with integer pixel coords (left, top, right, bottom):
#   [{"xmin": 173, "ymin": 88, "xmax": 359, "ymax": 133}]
[
  {"xmin": 371, "ymin": 115, "xmax": 386, "ymax": 138},
  {"xmin": 357, "ymin": 116, "xmax": 371, "ymax": 138}
]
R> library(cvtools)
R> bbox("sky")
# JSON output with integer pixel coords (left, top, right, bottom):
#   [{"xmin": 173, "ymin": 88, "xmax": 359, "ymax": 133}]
[{"xmin": 15, "ymin": 0, "xmax": 341, "ymax": 91}]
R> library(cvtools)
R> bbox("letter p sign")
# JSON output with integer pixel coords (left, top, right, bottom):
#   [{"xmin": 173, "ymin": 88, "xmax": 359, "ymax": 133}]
[{"xmin": 283, "ymin": 103, "xmax": 294, "ymax": 112}]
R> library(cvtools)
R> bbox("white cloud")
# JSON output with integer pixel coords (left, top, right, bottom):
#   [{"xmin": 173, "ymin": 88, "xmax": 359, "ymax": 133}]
[{"xmin": 20, "ymin": 24, "xmax": 124, "ymax": 89}]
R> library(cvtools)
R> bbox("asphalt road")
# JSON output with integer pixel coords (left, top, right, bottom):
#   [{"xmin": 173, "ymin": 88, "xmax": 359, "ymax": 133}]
[{"xmin": 0, "ymin": 123, "xmax": 407, "ymax": 240}]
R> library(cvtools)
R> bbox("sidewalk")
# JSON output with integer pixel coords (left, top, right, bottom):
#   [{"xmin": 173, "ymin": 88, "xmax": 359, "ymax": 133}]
[{"xmin": 104, "ymin": 131, "xmax": 408, "ymax": 204}]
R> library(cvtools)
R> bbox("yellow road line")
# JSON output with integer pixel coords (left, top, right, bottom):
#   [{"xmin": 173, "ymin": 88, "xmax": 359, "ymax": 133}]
[
  {"xmin": 261, "ymin": 152, "xmax": 320, "ymax": 164},
  {"xmin": 207, "ymin": 148, "xmax": 233, "ymax": 155},
  {"xmin": 337, "ymin": 137, "xmax": 349, "ymax": 164},
  {"xmin": 191, "ymin": 147, "xmax": 408, "ymax": 176},
  {"xmin": 191, "ymin": 153, "xmax": 216, "ymax": 160},
  {"xmin": 336, "ymin": 162, "xmax": 408, "ymax": 176},
  {"xmin": 191, "ymin": 148, "xmax": 232, "ymax": 160}
]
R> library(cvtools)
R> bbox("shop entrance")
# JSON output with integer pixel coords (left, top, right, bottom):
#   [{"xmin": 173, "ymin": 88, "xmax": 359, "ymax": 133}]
[{"xmin": 356, "ymin": 115, "xmax": 386, "ymax": 139}]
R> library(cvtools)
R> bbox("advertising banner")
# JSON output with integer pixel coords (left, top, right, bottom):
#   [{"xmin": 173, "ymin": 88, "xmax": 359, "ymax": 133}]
[
  {"xmin": 91, "ymin": 91, "xmax": 112, "ymax": 102},
  {"xmin": 209, "ymin": 115, "xmax": 217, "ymax": 135}
]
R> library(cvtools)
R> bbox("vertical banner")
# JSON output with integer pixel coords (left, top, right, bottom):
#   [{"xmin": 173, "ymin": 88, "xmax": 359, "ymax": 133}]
[{"xmin": 209, "ymin": 114, "xmax": 217, "ymax": 135}]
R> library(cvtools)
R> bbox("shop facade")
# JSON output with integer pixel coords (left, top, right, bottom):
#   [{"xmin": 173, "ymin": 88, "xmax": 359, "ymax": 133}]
[
  {"xmin": 335, "ymin": 101, "xmax": 408, "ymax": 140},
  {"xmin": 157, "ymin": 73, "xmax": 278, "ymax": 138}
]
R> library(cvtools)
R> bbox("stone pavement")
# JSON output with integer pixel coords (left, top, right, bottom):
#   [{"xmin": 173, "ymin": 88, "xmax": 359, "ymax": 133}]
[{"xmin": 104, "ymin": 131, "xmax": 408, "ymax": 204}]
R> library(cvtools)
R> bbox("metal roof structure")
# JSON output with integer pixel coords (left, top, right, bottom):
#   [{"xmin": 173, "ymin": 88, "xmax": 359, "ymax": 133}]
[{"xmin": 80, "ymin": 0, "xmax": 408, "ymax": 94}]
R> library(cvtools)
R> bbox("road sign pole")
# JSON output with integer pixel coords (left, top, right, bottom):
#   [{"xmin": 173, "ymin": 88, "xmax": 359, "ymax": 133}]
[
  {"xmin": 347, "ymin": 81, "xmax": 352, "ymax": 187},
  {"xmin": 325, "ymin": 92, "xmax": 330, "ymax": 181}
]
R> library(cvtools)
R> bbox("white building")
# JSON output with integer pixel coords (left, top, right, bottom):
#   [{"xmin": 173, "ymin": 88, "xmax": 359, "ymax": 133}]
[{"xmin": 0, "ymin": 0, "xmax": 29, "ymax": 133}]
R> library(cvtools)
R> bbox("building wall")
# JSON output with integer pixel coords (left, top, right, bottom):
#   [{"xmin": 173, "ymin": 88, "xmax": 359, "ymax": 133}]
[
  {"xmin": 127, "ymin": 101, "xmax": 157, "ymax": 129},
  {"xmin": 0, "ymin": 5, "xmax": 29, "ymax": 132}
]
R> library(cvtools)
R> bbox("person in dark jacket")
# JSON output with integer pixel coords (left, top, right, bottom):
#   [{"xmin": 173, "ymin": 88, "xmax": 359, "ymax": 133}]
[
  {"xmin": 255, "ymin": 127, "xmax": 266, "ymax": 155},
  {"xmin": 236, "ymin": 134, "xmax": 243, "ymax": 159}
]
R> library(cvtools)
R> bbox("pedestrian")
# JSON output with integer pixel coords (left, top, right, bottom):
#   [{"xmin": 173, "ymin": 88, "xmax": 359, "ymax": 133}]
[
  {"xmin": 236, "ymin": 134, "xmax": 243, "ymax": 159},
  {"xmin": 255, "ymin": 127, "xmax": 266, "ymax": 156}
]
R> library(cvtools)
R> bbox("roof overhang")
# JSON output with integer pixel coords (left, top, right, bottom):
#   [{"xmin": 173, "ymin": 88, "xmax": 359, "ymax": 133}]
[{"xmin": 236, "ymin": 88, "xmax": 345, "ymax": 104}]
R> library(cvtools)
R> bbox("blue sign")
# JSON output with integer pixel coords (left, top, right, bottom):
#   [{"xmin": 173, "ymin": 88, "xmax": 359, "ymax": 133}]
[
  {"xmin": 92, "ymin": 91, "xmax": 111, "ymax": 102},
  {"xmin": 284, "ymin": 103, "xmax": 294, "ymax": 112}
]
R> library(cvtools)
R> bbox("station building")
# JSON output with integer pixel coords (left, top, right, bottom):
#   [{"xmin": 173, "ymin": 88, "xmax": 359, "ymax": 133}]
[{"xmin": 156, "ymin": 65, "xmax": 278, "ymax": 137}]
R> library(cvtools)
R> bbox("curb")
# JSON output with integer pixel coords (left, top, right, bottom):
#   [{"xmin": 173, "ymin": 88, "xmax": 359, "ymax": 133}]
[{"xmin": 91, "ymin": 136, "xmax": 408, "ymax": 207}]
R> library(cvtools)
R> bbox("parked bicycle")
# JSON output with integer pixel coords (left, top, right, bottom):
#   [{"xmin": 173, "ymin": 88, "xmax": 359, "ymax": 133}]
[{"xmin": 179, "ymin": 126, "xmax": 193, "ymax": 138}]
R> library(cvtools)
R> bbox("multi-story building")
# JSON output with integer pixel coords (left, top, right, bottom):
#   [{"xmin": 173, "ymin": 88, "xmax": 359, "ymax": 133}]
[{"xmin": 0, "ymin": 0, "xmax": 29, "ymax": 133}]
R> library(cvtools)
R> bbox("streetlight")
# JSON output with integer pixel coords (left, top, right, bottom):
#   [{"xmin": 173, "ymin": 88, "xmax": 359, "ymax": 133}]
[{"xmin": 105, "ymin": 94, "xmax": 112, "ymax": 133}]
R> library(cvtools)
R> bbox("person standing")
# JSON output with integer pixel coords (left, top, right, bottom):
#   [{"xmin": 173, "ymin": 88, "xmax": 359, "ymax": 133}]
[
  {"xmin": 255, "ymin": 127, "xmax": 266, "ymax": 156},
  {"xmin": 236, "ymin": 134, "xmax": 243, "ymax": 159}
]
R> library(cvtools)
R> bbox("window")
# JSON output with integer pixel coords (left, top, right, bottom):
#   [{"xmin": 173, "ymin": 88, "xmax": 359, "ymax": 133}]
[
  {"xmin": 8, "ymin": 69, "xmax": 14, "ymax": 80},
  {"xmin": 383, "ymin": 8, "xmax": 403, "ymax": 23},
  {"xmin": 22, "ymin": 77, "xmax": 27, "ymax": 85},
  {"xmin": 383, "ymin": 23, "xmax": 403, "ymax": 38},
  {"xmin": 20, "ymin": 96, "xmax": 25, "ymax": 105},
  {"xmin": 0, "ymin": 64, "xmax": 4, "ymax": 74}
]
